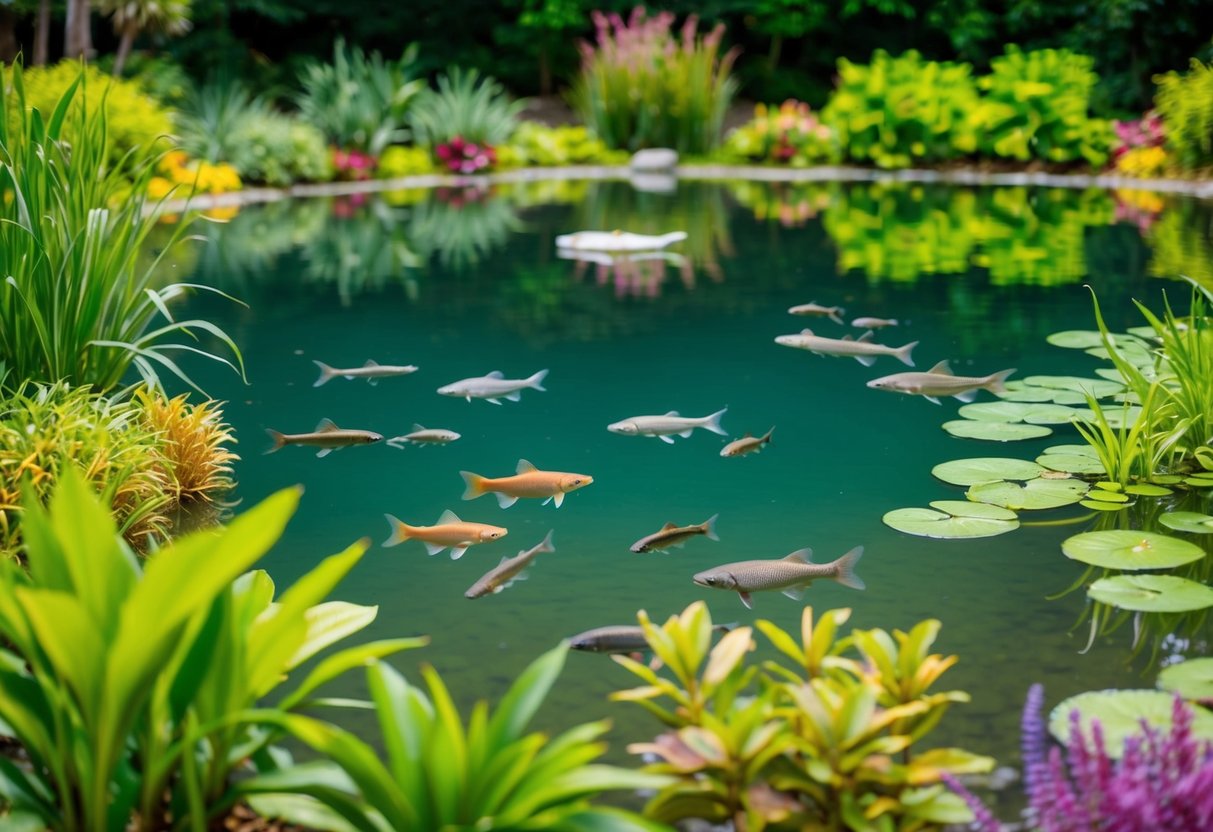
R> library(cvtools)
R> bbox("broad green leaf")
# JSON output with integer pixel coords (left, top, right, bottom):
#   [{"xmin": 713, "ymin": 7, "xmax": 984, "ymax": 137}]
[
  {"xmin": 703, "ymin": 627, "xmax": 752, "ymax": 687},
  {"xmin": 1160, "ymin": 512, "xmax": 1213, "ymax": 534},
  {"xmin": 1157, "ymin": 658, "xmax": 1213, "ymax": 701},
  {"xmin": 288, "ymin": 601, "xmax": 379, "ymax": 669},
  {"xmin": 486, "ymin": 642, "xmax": 568, "ymax": 753},
  {"xmin": 931, "ymin": 457, "xmax": 1044, "ymax": 486},
  {"xmin": 966, "ymin": 478, "xmax": 1089, "ymax": 510},
  {"xmin": 1087, "ymin": 575, "xmax": 1213, "ymax": 613},
  {"xmin": 1049, "ymin": 689, "xmax": 1213, "ymax": 758},
  {"xmin": 883, "ymin": 501, "xmax": 1019, "ymax": 539},
  {"xmin": 942, "ymin": 420, "xmax": 1051, "ymax": 441},
  {"xmin": 1062, "ymin": 530, "xmax": 1204, "ymax": 570},
  {"xmin": 282, "ymin": 638, "xmax": 429, "ymax": 710}
]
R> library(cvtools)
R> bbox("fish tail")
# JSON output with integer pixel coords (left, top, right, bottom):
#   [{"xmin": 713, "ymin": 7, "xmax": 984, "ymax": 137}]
[
  {"xmin": 460, "ymin": 471, "xmax": 488, "ymax": 500},
  {"xmin": 536, "ymin": 529, "xmax": 556, "ymax": 554},
  {"xmin": 656, "ymin": 231, "xmax": 688, "ymax": 248},
  {"xmin": 985, "ymin": 368, "xmax": 1017, "ymax": 394},
  {"xmin": 703, "ymin": 407, "xmax": 728, "ymax": 436},
  {"xmin": 312, "ymin": 360, "xmax": 337, "ymax": 387},
  {"xmin": 382, "ymin": 514, "xmax": 412, "ymax": 548},
  {"xmin": 264, "ymin": 429, "xmax": 286, "ymax": 454},
  {"xmin": 528, "ymin": 368, "xmax": 550, "ymax": 391},
  {"xmin": 895, "ymin": 341, "xmax": 919, "ymax": 368},
  {"xmin": 831, "ymin": 546, "xmax": 866, "ymax": 590},
  {"xmin": 829, "ymin": 307, "xmax": 845, "ymax": 325},
  {"xmin": 763, "ymin": 425, "xmax": 775, "ymax": 444},
  {"xmin": 701, "ymin": 513, "xmax": 720, "ymax": 541}
]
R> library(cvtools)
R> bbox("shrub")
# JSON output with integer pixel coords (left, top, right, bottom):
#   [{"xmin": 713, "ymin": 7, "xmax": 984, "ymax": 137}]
[
  {"xmin": 135, "ymin": 387, "xmax": 237, "ymax": 505},
  {"xmin": 974, "ymin": 46, "xmax": 1114, "ymax": 166},
  {"xmin": 227, "ymin": 112, "xmax": 332, "ymax": 185},
  {"xmin": 174, "ymin": 78, "xmax": 273, "ymax": 164},
  {"xmin": 409, "ymin": 67, "xmax": 526, "ymax": 152},
  {"xmin": 499, "ymin": 121, "xmax": 625, "ymax": 166},
  {"xmin": 571, "ymin": 7, "xmax": 739, "ymax": 155},
  {"xmin": 1154, "ymin": 59, "xmax": 1213, "ymax": 170},
  {"xmin": 723, "ymin": 100, "xmax": 840, "ymax": 166},
  {"xmin": 822, "ymin": 50, "xmax": 980, "ymax": 169},
  {"xmin": 376, "ymin": 144, "xmax": 437, "ymax": 177},
  {"xmin": 149, "ymin": 150, "xmax": 243, "ymax": 199}
]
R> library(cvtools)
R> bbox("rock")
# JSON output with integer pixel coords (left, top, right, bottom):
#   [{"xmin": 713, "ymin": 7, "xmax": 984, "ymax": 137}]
[{"xmin": 630, "ymin": 148, "xmax": 679, "ymax": 170}]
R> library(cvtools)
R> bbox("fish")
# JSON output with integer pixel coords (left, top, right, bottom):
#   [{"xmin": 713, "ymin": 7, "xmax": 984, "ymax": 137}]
[
  {"xmin": 851, "ymin": 317, "xmax": 899, "ymax": 329},
  {"xmin": 387, "ymin": 424, "xmax": 462, "ymax": 447},
  {"xmin": 630, "ymin": 514, "xmax": 719, "ymax": 553},
  {"xmin": 569, "ymin": 623, "xmax": 734, "ymax": 654},
  {"xmin": 607, "ymin": 408, "xmax": 728, "ymax": 443},
  {"xmin": 774, "ymin": 329, "xmax": 918, "ymax": 367},
  {"xmin": 692, "ymin": 546, "xmax": 865, "ymax": 609},
  {"xmin": 460, "ymin": 459, "xmax": 593, "ymax": 508},
  {"xmin": 313, "ymin": 359, "xmax": 418, "ymax": 387},
  {"xmin": 555, "ymin": 230, "xmax": 687, "ymax": 252},
  {"xmin": 720, "ymin": 427, "xmax": 775, "ymax": 458},
  {"xmin": 381, "ymin": 509, "xmax": 507, "ymax": 560},
  {"xmin": 264, "ymin": 418, "xmax": 383, "ymax": 458},
  {"xmin": 788, "ymin": 302, "xmax": 845, "ymax": 324},
  {"xmin": 465, "ymin": 530, "xmax": 555, "ymax": 599},
  {"xmin": 866, "ymin": 361, "xmax": 1017, "ymax": 405},
  {"xmin": 437, "ymin": 370, "xmax": 549, "ymax": 404}
]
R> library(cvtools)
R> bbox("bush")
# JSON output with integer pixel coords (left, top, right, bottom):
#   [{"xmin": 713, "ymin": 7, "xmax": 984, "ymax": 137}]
[
  {"xmin": 1154, "ymin": 59, "xmax": 1213, "ymax": 170},
  {"xmin": 376, "ymin": 144, "xmax": 437, "ymax": 177},
  {"xmin": 227, "ymin": 112, "xmax": 332, "ymax": 185},
  {"xmin": 723, "ymin": 100, "xmax": 841, "ymax": 166},
  {"xmin": 174, "ymin": 78, "xmax": 273, "ymax": 164},
  {"xmin": 571, "ymin": 7, "xmax": 739, "ymax": 155},
  {"xmin": 975, "ymin": 46, "xmax": 1114, "ymax": 166},
  {"xmin": 822, "ymin": 50, "xmax": 980, "ymax": 169},
  {"xmin": 409, "ymin": 67, "xmax": 525, "ymax": 150},
  {"xmin": 500, "ymin": 121, "xmax": 625, "ymax": 166}
]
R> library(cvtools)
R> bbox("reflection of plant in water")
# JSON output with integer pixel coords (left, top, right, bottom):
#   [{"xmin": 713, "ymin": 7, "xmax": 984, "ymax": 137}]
[
  {"xmin": 408, "ymin": 185, "xmax": 523, "ymax": 271},
  {"xmin": 1146, "ymin": 198, "xmax": 1213, "ymax": 290},
  {"xmin": 302, "ymin": 198, "xmax": 423, "ymax": 305},
  {"xmin": 194, "ymin": 198, "xmax": 330, "ymax": 295},
  {"xmin": 727, "ymin": 180, "xmax": 834, "ymax": 227}
]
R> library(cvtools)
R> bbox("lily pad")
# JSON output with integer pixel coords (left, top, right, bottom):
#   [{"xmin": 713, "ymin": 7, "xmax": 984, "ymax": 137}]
[
  {"xmin": 1158, "ymin": 658, "xmax": 1213, "ymax": 701},
  {"xmin": 1094, "ymin": 367, "xmax": 1129, "ymax": 382},
  {"xmin": 1159, "ymin": 512, "xmax": 1213, "ymax": 534},
  {"xmin": 1045, "ymin": 444, "xmax": 1101, "ymax": 458},
  {"xmin": 1037, "ymin": 452, "xmax": 1107, "ymax": 476},
  {"xmin": 1047, "ymin": 331, "xmax": 1144, "ymax": 350},
  {"xmin": 1085, "ymin": 343, "xmax": 1156, "ymax": 368},
  {"xmin": 942, "ymin": 420, "xmax": 1053, "ymax": 441},
  {"xmin": 1125, "ymin": 483, "xmax": 1172, "ymax": 497},
  {"xmin": 1088, "ymin": 574, "xmax": 1213, "ymax": 613},
  {"xmin": 883, "ymin": 501, "xmax": 1020, "ymax": 539},
  {"xmin": 1126, "ymin": 325, "xmax": 1161, "ymax": 340},
  {"xmin": 1022, "ymin": 375, "xmax": 1124, "ymax": 399},
  {"xmin": 1185, "ymin": 476, "xmax": 1213, "ymax": 488},
  {"xmin": 968, "ymin": 478, "xmax": 1089, "ymax": 510},
  {"xmin": 1049, "ymin": 689, "xmax": 1213, "ymax": 758},
  {"xmin": 1085, "ymin": 489, "xmax": 1128, "ymax": 503},
  {"xmin": 996, "ymin": 383, "xmax": 1057, "ymax": 403},
  {"xmin": 956, "ymin": 402, "xmax": 1082, "ymax": 425},
  {"xmin": 1070, "ymin": 406, "xmax": 1144, "ymax": 429},
  {"xmin": 1080, "ymin": 499, "xmax": 1129, "ymax": 511},
  {"xmin": 932, "ymin": 457, "xmax": 1045, "ymax": 486},
  {"xmin": 1061, "ymin": 530, "xmax": 1205, "ymax": 570}
]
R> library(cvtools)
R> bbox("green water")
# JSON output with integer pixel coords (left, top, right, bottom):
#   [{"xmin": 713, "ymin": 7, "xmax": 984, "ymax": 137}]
[{"xmin": 177, "ymin": 180, "xmax": 1211, "ymax": 790}]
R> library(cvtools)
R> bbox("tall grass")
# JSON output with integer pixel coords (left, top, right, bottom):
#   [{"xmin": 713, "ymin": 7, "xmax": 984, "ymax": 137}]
[
  {"xmin": 570, "ymin": 7, "xmax": 739, "ymax": 154},
  {"xmin": 0, "ymin": 62, "xmax": 243, "ymax": 394}
]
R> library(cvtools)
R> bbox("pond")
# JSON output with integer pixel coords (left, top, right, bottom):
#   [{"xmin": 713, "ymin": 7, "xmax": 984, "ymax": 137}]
[{"xmin": 174, "ymin": 178, "xmax": 1212, "ymax": 808}]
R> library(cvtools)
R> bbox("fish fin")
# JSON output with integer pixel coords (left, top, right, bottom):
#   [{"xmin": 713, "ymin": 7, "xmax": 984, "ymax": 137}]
[
  {"xmin": 486, "ymin": 398, "xmax": 502, "ymax": 405},
  {"xmin": 312, "ymin": 361, "xmax": 336, "ymax": 387},
  {"xmin": 363, "ymin": 359, "xmax": 380, "ymax": 367},
  {"xmin": 438, "ymin": 508, "xmax": 462, "ymax": 524},
  {"xmin": 367, "ymin": 378, "xmax": 379, "ymax": 387},
  {"xmin": 831, "ymin": 546, "xmax": 865, "ymax": 590},
  {"xmin": 782, "ymin": 586, "xmax": 807, "ymax": 601},
  {"xmin": 553, "ymin": 493, "xmax": 565, "ymax": 508},
  {"xmin": 738, "ymin": 591, "xmax": 753, "ymax": 610},
  {"xmin": 928, "ymin": 360, "xmax": 953, "ymax": 375},
  {"xmin": 702, "ymin": 513, "xmax": 719, "ymax": 541},
  {"xmin": 660, "ymin": 522, "xmax": 679, "ymax": 531},
  {"xmin": 542, "ymin": 496, "xmax": 552, "ymax": 506},
  {"xmin": 486, "ymin": 370, "xmax": 505, "ymax": 379},
  {"xmin": 840, "ymin": 334, "xmax": 854, "ymax": 341},
  {"xmin": 315, "ymin": 418, "xmax": 340, "ymax": 433},
  {"xmin": 659, "ymin": 435, "xmax": 676, "ymax": 444},
  {"xmin": 985, "ymin": 368, "xmax": 1017, "ymax": 394},
  {"xmin": 491, "ymin": 585, "xmax": 506, "ymax": 594},
  {"xmin": 264, "ymin": 429, "xmax": 286, "ymax": 454},
  {"xmin": 505, "ymin": 390, "xmax": 522, "ymax": 402},
  {"xmin": 829, "ymin": 310, "xmax": 844, "ymax": 325},
  {"xmin": 953, "ymin": 389, "xmax": 979, "ymax": 403},
  {"xmin": 855, "ymin": 355, "xmax": 877, "ymax": 367},
  {"xmin": 800, "ymin": 328, "xmax": 814, "ymax": 336},
  {"xmin": 412, "ymin": 423, "xmax": 427, "ymax": 431},
  {"xmin": 784, "ymin": 547, "xmax": 813, "ymax": 564},
  {"xmin": 465, "ymin": 394, "xmax": 472, "ymax": 402},
  {"xmin": 703, "ymin": 407, "xmax": 728, "ymax": 436},
  {"xmin": 924, "ymin": 395, "xmax": 942, "ymax": 405},
  {"xmin": 895, "ymin": 340, "xmax": 919, "ymax": 367},
  {"xmin": 678, "ymin": 429, "xmax": 693, "ymax": 438},
  {"xmin": 382, "ymin": 514, "xmax": 411, "ymax": 548},
  {"xmin": 496, "ymin": 493, "xmax": 519, "ymax": 509},
  {"xmin": 535, "ymin": 529, "xmax": 556, "ymax": 554},
  {"xmin": 671, "ymin": 541, "xmax": 686, "ymax": 549},
  {"xmin": 460, "ymin": 471, "xmax": 487, "ymax": 500},
  {"xmin": 386, "ymin": 437, "xmax": 407, "ymax": 449},
  {"xmin": 423, "ymin": 542, "xmax": 446, "ymax": 556},
  {"xmin": 763, "ymin": 426, "xmax": 775, "ymax": 443},
  {"xmin": 449, "ymin": 546, "xmax": 468, "ymax": 561},
  {"xmin": 743, "ymin": 431, "xmax": 752, "ymax": 438},
  {"xmin": 664, "ymin": 410, "xmax": 681, "ymax": 417},
  {"xmin": 513, "ymin": 570, "xmax": 530, "ymax": 582},
  {"xmin": 527, "ymin": 368, "xmax": 549, "ymax": 391},
  {"xmin": 517, "ymin": 458, "xmax": 537, "ymax": 473},
  {"xmin": 856, "ymin": 330, "xmax": 875, "ymax": 342},
  {"xmin": 316, "ymin": 448, "xmax": 335, "ymax": 458}
]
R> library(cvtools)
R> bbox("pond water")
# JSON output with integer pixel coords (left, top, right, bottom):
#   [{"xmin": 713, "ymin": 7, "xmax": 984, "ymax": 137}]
[{"xmin": 174, "ymin": 178, "xmax": 1212, "ymax": 808}]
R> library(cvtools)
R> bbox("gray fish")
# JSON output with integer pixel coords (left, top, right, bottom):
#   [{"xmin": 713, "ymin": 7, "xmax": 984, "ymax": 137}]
[
  {"xmin": 387, "ymin": 424, "xmax": 462, "ymax": 447},
  {"xmin": 775, "ymin": 329, "xmax": 918, "ymax": 367},
  {"xmin": 851, "ymin": 317, "xmax": 899, "ymax": 329},
  {"xmin": 720, "ymin": 427, "xmax": 774, "ymax": 458},
  {"xmin": 437, "ymin": 370, "xmax": 548, "ymax": 404},
  {"xmin": 866, "ymin": 361, "xmax": 1016, "ymax": 405},
  {"xmin": 465, "ymin": 530, "xmax": 554, "ymax": 599},
  {"xmin": 692, "ymin": 546, "xmax": 865, "ymax": 609},
  {"xmin": 265, "ymin": 418, "xmax": 383, "ymax": 458},
  {"xmin": 631, "ymin": 515, "xmax": 719, "ymax": 553},
  {"xmin": 789, "ymin": 302, "xmax": 845, "ymax": 324},
  {"xmin": 569, "ymin": 623, "xmax": 734, "ymax": 654},
  {"xmin": 313, "ymin": 359, "xmax": 418, "ymax": 387},
  {"xmin": 607, "ymin": 408, "xmax": 728, "ymax": 443}
]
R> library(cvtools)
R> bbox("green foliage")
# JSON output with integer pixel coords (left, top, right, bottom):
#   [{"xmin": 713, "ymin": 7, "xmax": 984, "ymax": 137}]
[
  {"xmin": 247, "ymin": 643, "xmax": 669, "ymax": 831},
  {"xmin": 723, "ymin": 100, "xmax": 840, "ymax": 166},
  {"xmin": 615, "ymin": 602, "xmax": 992, "ymax": 831},
  {"xmin": 0, "ymin": 61, "xmax": 243, "ymax": 394},
  {"xmin": 570, "ymin": 8, "xmax": 739, "ymax": 155},
  {"xmin": 822, "ymin": 50, "xmax": 980, "ymax": 169},
  {"xmin": 1154, "ymin": 59, "xmax": 1213, "ymax": 170},
  {"xmin": 227, "ymin": 111, "xmax": 332, "ymax": 185},
  {"xmin": 408, "ymin": 67, "xmax": 526, "ymax": 148},
  {"xmin": 500, "ymin": 121, "xmax": 624, "ymax": 166},
  {"xmin": 376, "ymin": 144, "xmax": 437, "ymax": 177},
  {"xmin": 173, "ymin": 78, "xmax": 273, "ymax": 164},
  {"xmin": 297, "ymin": 39, "xmax": 425, "ymax": 155},
  {"xmin": 975, "ymin": 46, "xmax": 1113, "ymax": 166},
  {"xmin": 0, "ymin": 468, "xmax": 427, "ymax": 831}
]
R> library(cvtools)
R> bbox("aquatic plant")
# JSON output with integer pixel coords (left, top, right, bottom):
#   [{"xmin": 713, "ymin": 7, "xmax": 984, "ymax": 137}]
[
  {"xmin": 571, "ymin": 7, "xmax": 739, "ymax": 154},
  {"xmin": 408, "ymin": 66, "xmax": 526, "ymax": 151},
  {"xmin": 615, "ymin": 602, "xmax": 992, "ymax": 830},
  {"xmin": 1154, "ymin": 58, "xmax": 1213, "ymax": 171},
  {"xmin": 135, "ymin": 387, "xmax": 237, "ymax": 505}
]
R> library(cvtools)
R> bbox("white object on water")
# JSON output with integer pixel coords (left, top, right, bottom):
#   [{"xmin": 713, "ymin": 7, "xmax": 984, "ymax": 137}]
[
  {"xmin": 555, "ymin": 230, "xmax": 687, "ymax": 253},
  {"xmin": 556, "ymin": 249, "xmax": 686, "ymax": 268},
  {"xmin": 630, "ymin": 148, "xmax": 679, "ymax": 170}
]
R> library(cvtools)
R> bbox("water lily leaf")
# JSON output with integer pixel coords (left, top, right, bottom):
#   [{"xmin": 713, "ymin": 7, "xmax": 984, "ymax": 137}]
[
  {"xmin": 1152, "ymin": 474, "xmax": 1184, "ymax": 485},
  {"xmin": 1126, "ymin": 325, "xmax": 1160, "ymax": 341},
  {"xmin": 957, "ymin": 402, "xmax": 1080, "ymax": 424},
  {"xmin": 1044, "ymin": 444, "xmax": 1100, "ymax": 458},
  {"xmin": 1049, "ymin": 689, "xmax": 1213, "ymax": 758},
  {"xmin": 1049, "ymin": 391, "xmax": 1090, "ymax": 406},
  {"xmin": 1094, "ymin": 367, "xmax": 1128, "ymax": 382},
  {"xmin": 1069, "ymin": 406, "xmax": 1144, "ymax": 429},
  {"xmin": 942, "ymin": 420, "xmax": 1052, "ymax": 441},
  {"xmin": 1124, "ymin": 483, "xmax": 1172, "ymax": 497},
  {"xmin": 1021, "ymin": 376, "xmax": 1124, "ymax": 398},
  {"xmin": 967, "ymin": 478, "xmax": 1089, "ymax": 510},
  {"xmin": 1084, "ymin": 489, "xmax": 1128, "ymax": 503},
  {"xmin": 1157, "ymin": 658, "xmax": 1213, "ymax": 701},
  {"xmin": 1159, "ymin": 512, "xmax": 1213, "ymax": 534},
  {"xmin": 1047, "ymin": 331, "xmax": 1143, "ymax": 350},
  {"xmin": 883, "ymin": 501, "xmax": 1019, "ymax": 539},
  {"xmin": 1185, "ymin": 476, "xmax": 1213, "ymax": 488},
  {"xmin": 1061, "ymin": 530, "xmax": 1204, "ymax": 570},
  {"xmin": 1095, "ymin": 481, "xmax": 1123, "ymax": 492},
  {"xmin": 932, "ymin": 458, "xmax": 1045, "ymax": 486},
  {"xmin": 1036, "ymin": 453, "xmax": 1107, "ymax": 476},
  {"xmin": 1085, "ymin": 343, "xmax": 1155, "ymax": 367},
  {"xmin": 1080, "ymin": 499, "xmax": 1128, "ymax": 511},
  {"xmin": 996, "ymin": 383, "xmax": 1057, "ymax": 403},
  {"xmin": 1088, "ymin": 574, "xmax": 1213, "ymax": 613}
]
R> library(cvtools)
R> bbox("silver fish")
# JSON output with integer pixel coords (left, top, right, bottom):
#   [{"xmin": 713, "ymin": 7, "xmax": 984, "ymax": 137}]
[
  {"xmin": 313, "ymin": 359, "xmax": 418, "ymax": 387},
  {"xmin": 789, "ymin": 302, "xmax": 845, "ymax": 324},
  {"xmin": 692, "ymin": 546, "xmax": 865, "ymax": 609},
  {"xmin": 265, "ymin": 418, "xmax": 383, "ymax": 458},
  {"xmin": 851, "ymin": 317, "xmax": 899, "ymax": 329},
  {"xmin": 387, "ymin": 424, "xmax": 462, "ymax": 447},
  {"xmin": 721, "ymin": 427, "xmax": 774, "ymax": 458},
  {"xmin": 775, "ymin": 328, "xmax": 917, "ymax": 367},
  {"xmin": 866, "ymin": 361, "xmax": 1016, "ymax": 405},
  {"xmin": 437, "ymin": 369, "xmax": 548, "ymax": 404},
  {"xmin": 607, "ymin": 408, "xmax": 728, "ymax": 443},
  {"xmin": 631, "ymin": 515, "xmax": 719, "ymax": 553},
  {"xmin": 569, "ymin": 623, "xmax": 734, "ymax": 654},
  {"xmin": 465, "ymin": 530, "xmax": 554, "ymax": 599}
]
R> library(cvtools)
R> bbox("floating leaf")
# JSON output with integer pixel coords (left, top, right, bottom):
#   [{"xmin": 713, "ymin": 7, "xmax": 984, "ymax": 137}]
[
  {"xmin": 1095, "ymin": 481, "xmax": 1123, "ymax": 492},
  {"xmin": 1157, "ymin": 658, "xmax": 1213, "ymax": 701},
  {"xmin": 1080, "ymin": 499, "xmax": 1128, "ymax": 511},
  {"xmin": 1088, "ymin": 574, "xmax": 1213, "ymax": 613},
  {"xmin": 1061, "ymin": 530, "xmax": 1204, "ymax": 570},
  {"xmin": 1185, "ymin": 476, "xmax": 1213, "ymax": 489},
  {"xmin": 942, "ymin": 420, "xmax": 1052, "ymax": 442},
  {"xmin": 1159, "ymin": 512, "xmax": 1213, "ymax": 534},
  {"xmin": 996, "ymin": 383, "xmax": 1057, "ymax": 403},
  {"xmin": 1085, "ymin": 489, "xmax": 1128, "ymax": 503},
  {"xmin": 968, "ymin": 478, "xmax": 1089, "ymax": 510},
  {"xmin": 1094, "ymin": 367, "xmax": 1128, "ymax": 382},
  {"xmin": 882, "ymin": 501, "xmax": 1020, "ymax": 540},
  {"xmin": 1151, "ymin": 475, "xmax": 1184, "ymax": 485},
  {"xmin": 1049, "ymin": 689, "xmax": 1213, "ymax": 758},
  {"xmin": 957, "ymin": 402, "xmax": 1081, "ymax": 425},
  {"xmin": 1044, "ymin": 444, "xmax": 1101, "ymax": 458},
  {"xmin": 1125, "ymin": 483, "xmax": 1172, "ymax": 497},
  {"xmin": 1037, "ymin": 453, "xmax": 1107, "ymax": 476},
  {"xmin": 1047, "ymin": 331, "xmax": 1143, "ymax": 350},
  {"xmin": 932, "ymin": 458, "xmax": 1045, "ymax": 486},
  {"xmin": 1126, "ymin": 325, "xmax": 1160, "ymax": 341},
  {"xmin": 1021, "ymin": 376, "xmax": 1124, "ymax": 398}
]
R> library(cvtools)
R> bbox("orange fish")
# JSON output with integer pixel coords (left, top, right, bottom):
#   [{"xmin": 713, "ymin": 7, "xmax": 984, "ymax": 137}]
[
  {"xmin": 460, "ymin": 459, "xmax": 593, "ymax": 508},
  {"xmin": 381, "ymin": 509, "xmax": 507, "ymax": 559}
]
